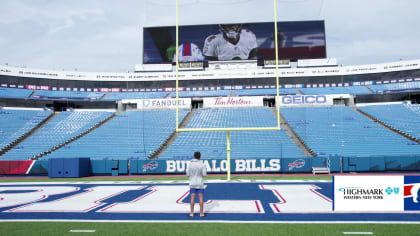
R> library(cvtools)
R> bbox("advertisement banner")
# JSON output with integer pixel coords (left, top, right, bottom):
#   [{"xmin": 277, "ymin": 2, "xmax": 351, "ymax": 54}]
[
  {"xmin": 263, "ymin": 59, "xmax": 291, "ymax": 68},
  {"xmin": 178, "ymin": 62, "xmax": 204, "ymax": 71},
  {"xmin": 122, "ymin": 98, "xmax": 191, "ymax": 110},
  {"xmin": 136, "ymin": 158, "xmax": 281, "ymax": 174},
  {"xmin": 404, "ymin": 176, "xmax": 420, "ymax": 211},
  {"xmin": 25, "ymin": 85, "xmax": 36, "ymax": 90},
  {"xmin": 203, "ymin": 96, "xmax": 264, "ymax": 108},
  {"xmin": 276, "ymin": 95, "xmax": 334, "ymax": 107},
  {"xmin": 334, "ymin": 176, "xmax": 404, "ymax": 212},
  {"xmin": 297, "ymin": 58, "xmax": 337, "ymax": 67}
]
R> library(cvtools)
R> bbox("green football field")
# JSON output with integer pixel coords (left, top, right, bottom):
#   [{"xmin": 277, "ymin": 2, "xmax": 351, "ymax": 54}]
[
  {"xmin": 1, "ymin": 175, "xmax": 419, "ymax": 236},
  {"xmin": 1, "ymin": 221, "xmax": 420, "ymax": 236}
]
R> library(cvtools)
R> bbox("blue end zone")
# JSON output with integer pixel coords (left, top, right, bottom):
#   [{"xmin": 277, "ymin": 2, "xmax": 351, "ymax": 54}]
[{"xmin": 0, "ymin": 181, "xmax": 419, "ymax": 222}]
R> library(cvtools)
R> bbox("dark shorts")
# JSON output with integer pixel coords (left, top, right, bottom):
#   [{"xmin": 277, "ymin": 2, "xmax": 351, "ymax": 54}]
[{"xmin": 190, "ymin": 188, "xmax": 204, "ymax": 194}]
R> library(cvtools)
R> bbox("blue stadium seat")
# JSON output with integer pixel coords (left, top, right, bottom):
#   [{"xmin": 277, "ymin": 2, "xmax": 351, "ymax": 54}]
[
  {"xmin": 169, "ymin": 90, "xmax": 231, "ymax": 98},
  {"xmin": 280, "ymin": 106, "xmax": 420, "ymax": 157},
  {"xmin": 0, "ymin": 109, "xmax": 53, "ymax": 151},
  {"xmin": 1, "ymin": 111, "xmax": 113, "ymax": 160},
  {"xmin": 0, "ymin": 87, "xmax": 33, "ymax": 99},
  {"xmin": 300, "ymin": 86, "xmax": 370, "ymax": 95},
  {"xmin": 102, "ymin": 91, "xmax": 169, "ymax": 100},
  {"xmin": 233, "ymin": 88, "xmax": 298, "ymax": 96},
  {"xmin": 45, "ymin": 109, "xmax": 189, "ymax": 160},
  {"xmin": 32, "ymin": 90, "xmax": 104, "ymax": 100},
  {"xmin": 368, "ymin": 81, "xmax": 420, "ymax": 93},
  {"xmin": 159, "ymin": 107, "xmax": 305, "ymax": 160},
  {"xmin": 358, "ymin": 104, "xmax": 420, "ymax": 140}
]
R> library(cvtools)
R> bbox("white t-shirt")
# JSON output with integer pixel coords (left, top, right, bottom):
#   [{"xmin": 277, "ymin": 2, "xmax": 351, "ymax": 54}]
[
  {"xmin": 186, "ymin": 159, "xmax": 207, "ymax": 189},
  {"xmin": 203, "ymin": 29, "xmax": 258, "ymax": 61},
  {"xmin": 173, "ymin": 43, "xmax": 204, "ymax": 62}
]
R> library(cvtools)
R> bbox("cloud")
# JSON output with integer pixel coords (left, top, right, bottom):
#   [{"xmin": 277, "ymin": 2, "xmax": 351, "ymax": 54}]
[
  {"xmin": 48, "ymin": 18, "xmax": 75, "ymax": 34},
  {"xmin": 0, "ymin": 0, "xmax": 419, "ymax": 71}
]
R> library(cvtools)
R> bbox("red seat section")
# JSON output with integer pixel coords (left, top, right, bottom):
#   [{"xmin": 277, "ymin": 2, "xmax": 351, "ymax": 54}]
[{"xmin": 0, "ymin": 160, "xmax": 34, "ymax": 175}]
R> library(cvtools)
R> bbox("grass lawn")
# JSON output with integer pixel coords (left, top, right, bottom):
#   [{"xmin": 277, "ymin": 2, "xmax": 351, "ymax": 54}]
[{"xmin": 1, "ymin": 222, "xmax": 420, "ymax": 236}]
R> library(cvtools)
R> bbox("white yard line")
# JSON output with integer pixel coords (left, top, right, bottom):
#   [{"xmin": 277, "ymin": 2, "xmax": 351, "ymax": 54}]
[
  {"xmin": 342, "ymin": 232, "xmax": 373, "ymax": 235},
  {"xmin": 69, "ymin": 230, "xmax": 96, "ymax": 233}
]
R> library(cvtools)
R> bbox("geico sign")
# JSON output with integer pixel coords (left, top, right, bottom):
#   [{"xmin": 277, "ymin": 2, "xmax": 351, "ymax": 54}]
[{"xmin": 281, "ymin": 95, "xmax": 327, "ymax": 105}]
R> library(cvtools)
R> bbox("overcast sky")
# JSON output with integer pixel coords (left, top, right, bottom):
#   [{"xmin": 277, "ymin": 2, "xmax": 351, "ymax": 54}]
[{"xmin": 0, "ymin": 0, "xmax": 419, "ymax": 72}]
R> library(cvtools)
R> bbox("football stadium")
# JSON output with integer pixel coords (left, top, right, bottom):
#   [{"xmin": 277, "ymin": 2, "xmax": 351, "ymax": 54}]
[{"xmin": 1, "ymin": 0, "xmax": 420, "ymax": 235}]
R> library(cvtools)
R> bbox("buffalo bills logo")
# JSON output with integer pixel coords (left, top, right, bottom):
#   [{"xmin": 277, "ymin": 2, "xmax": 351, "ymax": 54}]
[
  {"xmin": 404, "ymin": 176, "xmax": 420, "ymax": 211},
  {"xmin": 405, "ymin": 183, "xmax": 420, "ymax": 203},
  {"xmin": 143, "ymin": 161, "xmax": 158, "ymax": 172},
  {"xmin": 288, "ymin": 159, "xmax": 305, "ymax": 170}
]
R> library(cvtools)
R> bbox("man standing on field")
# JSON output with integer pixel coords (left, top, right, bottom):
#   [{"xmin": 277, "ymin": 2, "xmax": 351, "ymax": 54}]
[{"xmin": 186, "ymin": 151, "xmax": 207, "ymax": 217}]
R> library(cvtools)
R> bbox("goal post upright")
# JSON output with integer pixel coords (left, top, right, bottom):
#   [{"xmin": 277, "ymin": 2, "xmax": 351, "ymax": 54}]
[
  {"xmin": 273, "ymin": 0, "xmax": 281, "ymax": 129},
  {"xmin": 175, "ymin": 0, "xmax": 281, "ymax": 180},
  {"xmin": 226, "ymin": 131, "xmax": 231, "ymax": 181},
  {"xmin": 175, "ymin": 0, "xmax": 180, "ymax": 130}
]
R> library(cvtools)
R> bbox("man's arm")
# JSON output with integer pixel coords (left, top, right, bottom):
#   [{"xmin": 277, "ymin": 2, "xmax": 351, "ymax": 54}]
[
  {"xmin": 202, "ymin": 164, "xmax": 207, "ymax": 177},
  {"xmin": 203, "ymin": 35, "xmax": 218, "ymax": 61}
]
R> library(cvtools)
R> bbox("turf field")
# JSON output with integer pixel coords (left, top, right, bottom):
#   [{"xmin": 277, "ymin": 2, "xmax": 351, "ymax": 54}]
[{"xmin": 1, "ymin": 221, "xmax": 420, "ymax": 236}]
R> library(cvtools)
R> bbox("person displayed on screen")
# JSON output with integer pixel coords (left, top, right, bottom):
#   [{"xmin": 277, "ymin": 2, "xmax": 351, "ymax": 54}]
[
  {"xmin": 203, "ymin": 24, "xmax": 258, "ymax": 61},
  {"xmin": 172, "ymin": 42, "xmax": 204, "ymax": 63},
  {"xmin": 186, "ymin": 151, "xmax": 207, "ymax": 217}
]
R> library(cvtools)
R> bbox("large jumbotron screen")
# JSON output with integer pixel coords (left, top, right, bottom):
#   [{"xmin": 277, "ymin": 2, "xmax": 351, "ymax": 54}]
[{"xmin": 143, "ymin": 20, "xmax": 326, "ymax": 64}]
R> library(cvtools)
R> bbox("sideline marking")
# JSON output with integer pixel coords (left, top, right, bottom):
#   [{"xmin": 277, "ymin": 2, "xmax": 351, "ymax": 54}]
[
  {"xmin": 3, "ymin": 219, "xmax": 420, "ymax": 224},
  {"xmin": 69, "ymin": 230, "xmax": 96, "ymax": 233},
  {"xmin": 0, "ymin": 180, "xmax": 331, "ymax": 185},
  {"xmin": 343, "ymin": 232, "xmax": 373, "ymax": 235}
]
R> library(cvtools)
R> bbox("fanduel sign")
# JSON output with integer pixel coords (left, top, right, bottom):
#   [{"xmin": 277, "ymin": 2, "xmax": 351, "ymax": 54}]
[
  {"xmin": 204, "ymin": 96, "xmax": 264, "ymax": 108},
  {"xmin": 122, "ymin": 98, "xmax": 191, "ymax": 110}
]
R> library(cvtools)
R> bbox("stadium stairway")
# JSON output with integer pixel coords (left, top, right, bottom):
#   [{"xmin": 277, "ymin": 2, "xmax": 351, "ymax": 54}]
[
  {"xmin": 99, "ymin": 93, "xmax": 107, "ymax": 100},
  {"xmin": 365, "ymin": 86, "xmax": 375, "ymax": 94},
  {"xmin": 28, "ymin": 90, "xmax": 36, "ymax": 98},
  {"xmin": 0, "ymin": 111, "xmax": 56, "ymax": 156},
  {"xmin": 353, "ymin": 106, "xmax": 420, "ymax": 145},
  {"xmin": 271, "ymin": 107, "xmax": 316, "ymax": 157},
  {"xmin": 148, "ymin": 109, "xmax": 196, "ymax": 159},
  {"xmin": 32, "ymin": 112, "xmax": 118, "ymax": 160}
]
